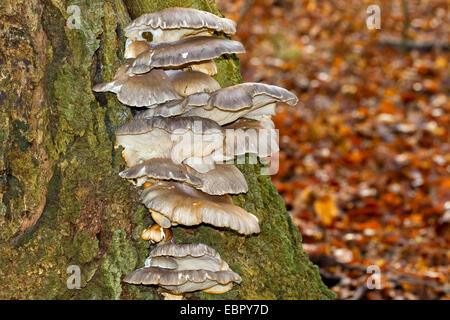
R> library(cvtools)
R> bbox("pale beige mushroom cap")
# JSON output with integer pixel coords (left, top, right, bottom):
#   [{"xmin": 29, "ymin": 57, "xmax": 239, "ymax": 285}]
[
  {"xmin": 115, "ymin": 116, "xmax": 224, "ymax": 167},
  {"xmin": 119, "ymin": 158, "xmax": 248, "ymax": 195},
  {"xmin": 123, "ymin": 242, "xmax": 241, "ymax": 294},
  {"xmin": 128, "ymin": 36, "xmax": 245, "ymax": 75},
  {"xmin": 124, "ymin": 7, "xmax": 236, "ymax": 42},
  {"xmin": 140, "ymin": 180, "xmax": 260, "ymax": 235}
]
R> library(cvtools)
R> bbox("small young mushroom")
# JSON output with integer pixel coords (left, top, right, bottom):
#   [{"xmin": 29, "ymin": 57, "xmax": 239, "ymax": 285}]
[
  {"xmin": 93, "ymin": 67, "xmax": 181, "ymax": 107},
  {"xmin": 168, "ymin": 70, "xmax": 221, "ymax": 97},
  {"xmin": 119, "ymin": 158, "xmax": 248, "ymax": 195},
  {"xmin": 124, "ymin": 7, "xmax": 236, "ymax": 42},
  {"xmin": 114, "ymin": 116, "xmax": 224, "ymax": 167},
  {"xmin": 123, "ymin": 242, "xmax": 242, "ymax": 295},
  {"xmin": 140, "ymin": 180, "xmax": 260, "ymax": 235},
  {"xmin": 127, "ymin": 36, "xmax": 245, "ymax": 75},
  {"xmin": 141, "ymin": 224, "xmax": 173, "ymax": 243}
]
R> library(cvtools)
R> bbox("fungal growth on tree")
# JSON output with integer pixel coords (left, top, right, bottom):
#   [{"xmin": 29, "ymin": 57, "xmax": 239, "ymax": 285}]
[{"xmin": 92, "ymin": 7, "xmax": 298, "ymax": 299}]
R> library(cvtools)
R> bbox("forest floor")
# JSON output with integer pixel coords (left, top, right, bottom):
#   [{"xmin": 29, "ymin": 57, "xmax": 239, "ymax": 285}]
[{"xmin": 217, "ymin": 0, "xmax": 449, "ymax": 300}]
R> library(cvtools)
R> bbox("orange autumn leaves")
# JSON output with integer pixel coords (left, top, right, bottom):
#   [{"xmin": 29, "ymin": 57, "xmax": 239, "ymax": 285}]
[{"xmin": 217, "ymin": 0, "xmax": 449, "ymax": 299}]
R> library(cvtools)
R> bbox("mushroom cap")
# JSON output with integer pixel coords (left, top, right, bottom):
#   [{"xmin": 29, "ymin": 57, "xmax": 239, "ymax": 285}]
[
  {"xmin": 117, "ymin": 69, "xmax": 181, "ymax": 107},
  {"xmin": 128, "ymin": 36, "xmax": 245, "ymax": 75},
  {"xmin": 93, "ymin": 67, "xmax": 181, "ymax": 107},
  {"xmin": 120, "ymin": 158, "xmax": 248, "ymax": 195},
  {"xmin": 140, "ymin": 180, "xmax": 260, "ymax": 235},
  {"xmin": 169, "ymin": 70, "xmax": 221, "ymax": 97},
  {"xmin": 123, "ymin": 267, "xmax": 240, "ymax": 293},
  {"xmin": 134, "ymin": 92, "xmax": 210, "ymax": 118},
  {"xmin": 133, "ymin": 83, "xmax": 298, "ymax": 125},
  {"xmin": 123, "ymin": 242, "xmax": 241, "ymax": 293},
  {"xmin": 124, "ymin": 7, "xmax": 236, "ymax": 40},
  {"xmin": 207, "ymin": 82, "xmax": 298, "ymax": 110},
  {"xmin": 115, "ymin": 116, "xmax": 224, "ymax": 167}
]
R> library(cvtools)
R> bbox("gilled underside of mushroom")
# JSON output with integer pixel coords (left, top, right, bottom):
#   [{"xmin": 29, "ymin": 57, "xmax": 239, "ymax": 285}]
[
  {"xmin": 115, "ymin": 116, "xmax": 225, "ymax": 167},
  {"xmin": 140, "ymin": 180, "xmax": 260, "ymax": 235},
  {"xmin": 120, "ymin": 158, "xmax": 248, "ymax": 195}
]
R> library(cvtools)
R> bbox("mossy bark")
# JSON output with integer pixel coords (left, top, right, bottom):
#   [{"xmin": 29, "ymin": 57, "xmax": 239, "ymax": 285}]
[{"xmin": 0, "ymin": 0, "xmax": 335, "ymax": 300}]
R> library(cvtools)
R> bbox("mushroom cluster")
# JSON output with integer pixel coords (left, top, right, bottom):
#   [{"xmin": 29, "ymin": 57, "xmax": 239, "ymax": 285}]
[{"xmin": 93, "ymin": 7, "xmax": 298, "ymax": 299}]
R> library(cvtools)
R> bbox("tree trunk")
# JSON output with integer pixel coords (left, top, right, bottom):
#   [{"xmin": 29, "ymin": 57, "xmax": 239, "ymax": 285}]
[{"xmin": 0, "ymin": 0, "xmax": 334, "ymax": 300}]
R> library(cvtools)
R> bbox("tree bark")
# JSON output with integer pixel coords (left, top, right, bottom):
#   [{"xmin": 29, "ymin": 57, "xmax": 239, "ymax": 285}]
[{"xmin": 0, "ymin": 0, "xmax": 334, "ymax": 299}]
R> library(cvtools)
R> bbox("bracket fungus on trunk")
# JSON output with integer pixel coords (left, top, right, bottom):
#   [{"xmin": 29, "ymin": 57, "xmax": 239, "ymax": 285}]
[
  {"xmin": 91, "ymin": 7, "xmax": 298, "ymax": 299},
  {"xmin": 119, "ymin": 158, "xmax": 248, "ymax": 195},
  {"xmin": 127, "ymin": 36, "xmax": 245, "ymax": 75},
  {"xmin": 140, "ymin": 180, "xmax": 259, "ymax": 235},
  {"xmin": 132, "ymin": 82, "xmax": 298, "ymax": 125},
  {"xmin": 123, "ymin": 242, "xmax": 241, "ymax": 295}
]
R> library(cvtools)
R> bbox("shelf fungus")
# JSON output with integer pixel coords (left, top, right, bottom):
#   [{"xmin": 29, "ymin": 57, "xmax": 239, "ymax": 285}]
[
  {"xmin": 119, "ymin": 158, "xmax": 248, "ymax": 195},
  {"xmin": 106, "ymin": 7, "xmax": 299, "ymax": 297},
  {"xmin": 127, "ymin": 36, "xmax": 245, "ymax": 75},
  {"xmin": 123, "ymin": 242, "xmax": 242, "ymax": 295},
  {"xmin": 133, "ymin": 82, "xmax": 298, "ymax": 125},
  {"xmin": 115, "ymin": 116, "xmax": 224, "ymax": 167},
  {"xmin": 93, "ymin": 68, "xmax": 181, "ymax": 107},
  {"xmin": 124, "ymin": 7, "xmax": 236, "ymax": 42},
  {"xmin": 140, "ymin": 180, "xmax": 260, "ymax": 235}
]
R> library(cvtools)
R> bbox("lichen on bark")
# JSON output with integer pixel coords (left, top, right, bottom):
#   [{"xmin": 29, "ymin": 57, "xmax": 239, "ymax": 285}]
[{"xmin": 0, "ymin": 0, "xmax": 335, "ymax": 300}]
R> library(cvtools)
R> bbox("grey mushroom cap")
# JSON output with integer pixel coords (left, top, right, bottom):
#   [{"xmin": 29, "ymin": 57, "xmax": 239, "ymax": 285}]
[
  {"xmin": 169, "ymin": 70, "xmax": 221, "ymax": 97},
  {"xmin": 123, "ymin": 242, "xmax": 241, "ymax": 293},
  {"xmin": 119, "ymin": 158, "xmax": 248, "ymax": 195},
  {"xmin": 140, "ymin": 180, "xmax": 260, "ymax": 235},
  {"xmin": 134, "ymin": 92, "xmax": 210, "ymax": 119},
  {"xmin": 93, "ymin": 67, "xmax": 181, "ymax": 107},
  {"xmin": 207, "ymin": 82, "xmax": 298, "ymax": 111},
  {"xmin": 128, "ymin": 36, "xmax": 245, "ymax": 75},
  {"xmin": 124, "ymin": 7, "xmax": 236, "ymax": 41},
  {"xmin": 116, "ymin": 115, "xmax": 223, "ymax": 135},
  {"xmin": 123, "ymin": 267, "xmax": 241, "ymax": 293},
  {"xmin": 133, "ymin": 82, "xmax": 298, "ymax": 125}
]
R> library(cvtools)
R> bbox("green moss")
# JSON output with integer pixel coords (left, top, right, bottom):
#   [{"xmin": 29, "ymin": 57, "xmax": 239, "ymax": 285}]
[
  {"xmin": 65, "ymin": 231, "xmax": 99, "ymax": 264},
  {"xmin": 100, "ymin": 230, "xmax": 138, "ymax": 299}
]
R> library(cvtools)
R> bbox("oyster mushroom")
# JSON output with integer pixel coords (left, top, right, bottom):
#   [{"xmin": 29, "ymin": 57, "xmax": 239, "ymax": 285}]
[
  {"xmin": 140, "ymin": 180, "xmax": 260, "ymax": 235},
  {"xmin": 168, "ymin": 70, "xmax": 221, "ymax": 97},
  {"xmin": 114, "ymin": 116, "xmax": 224, "ymax": 167},
  {"xmin": 124, "ymin": 7, "xmax": 236, "ymax": 42},
  {"xmin": 119, "ymin": 158, "xmax": 248, "ymax": 195},
  {"xmin": 93, "ymin": 67, "xmax": 181, "ymax": 107},
  {"xmin": 141, "ymin": 223, "xmax": 173, "ymax": 243},
  {"xmin": 123, "ymin": 242, "xmax": 242, "ymax": 294},
  {"xmin": 134, "ymin": 82, "xmax": 298, "ymax": 125},
  {"xmin": 127, "ymin": 36, "xmax": 245, "ymax": 75}
]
